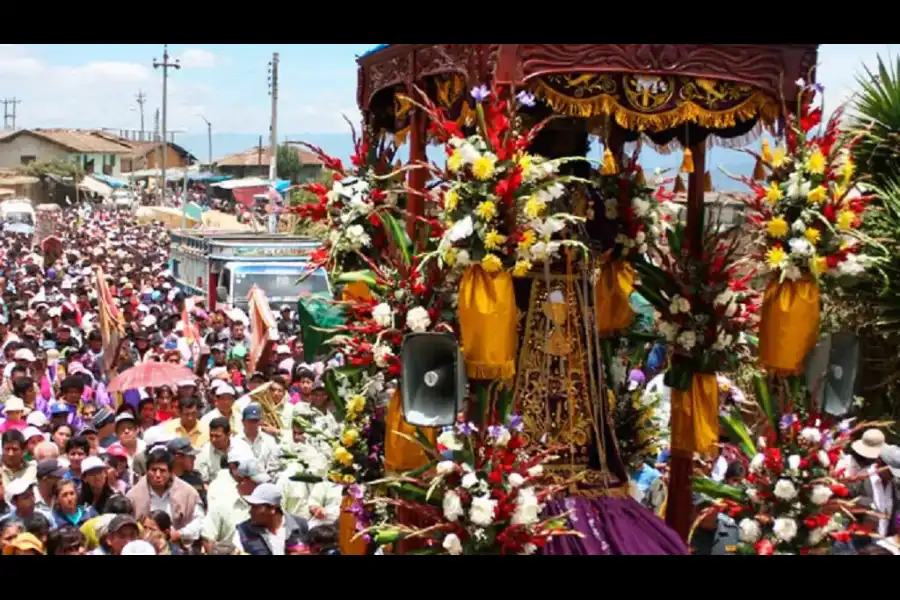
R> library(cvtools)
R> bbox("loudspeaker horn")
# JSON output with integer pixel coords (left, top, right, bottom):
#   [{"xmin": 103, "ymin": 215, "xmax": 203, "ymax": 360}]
[
  {"xmin": 400, "ymin": 332, "xmax": 467, "ymax": 428},
  {"xmin": 804, "ymin": 332, "xmax": 860, "ymax": 416}
]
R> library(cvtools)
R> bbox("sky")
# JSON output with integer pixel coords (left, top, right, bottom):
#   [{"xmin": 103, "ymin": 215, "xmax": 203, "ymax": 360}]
[{"xmin": 0, "ymin": 43, "xmax": 894, "ymax": 187}]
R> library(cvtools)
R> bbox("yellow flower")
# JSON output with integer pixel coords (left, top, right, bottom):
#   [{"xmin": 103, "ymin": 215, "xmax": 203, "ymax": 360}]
[
  {"xmin": 345, "ymin": 395, "xmax": 366, "ymax": 417},
  {"xmin": 475, "ymin": 200, "xmax": 497, "ymax": 221},
  {"xmin": 832, "ymin": 183, "xmax": 847, "ymax": 202},
  {"xmin": 472, "ymin": 155, "xmax": 496, "ymax": 181},
  {"xmin": 807, "ymin": 185, "xmax": 827, "ymax": 204},
  {"xmin": 328, "ymin": 472, "xmax": 343, "ymax": 483},
  {"xmin": 513, "ymin": 260, "xmax": 532, "ymax": 277},
  {"xmin": 837, "ymin": 209, "xmax": 856, "ymax": 231},
  {"xmin": 334, "ymin": 446, "xmax": 354, "ymax": 467},
  {"xmin": 444, "ymin": 188, "xmax": 459, "ymax": 211},
  {"xmin": 443, "ymin": 247, "xmax": 458, "ymax": 266},
  {"xmin": 766, "ymin": 217, "xmax": 789, "ymax": 239},
  {"xmin": 447, "ymin": 151, "xmax": 463, "ymax": 173},
  {"xmin": 804, "ymin": 228, "xmax": 821, "ymax": 245},
  {"xmin": 765, "ymin": 182, "xmax": 784, "ymax": 205},
  {"xmin": 518, "ymin": 154, "xmax": 533, "ymax": 177},
  {"xmin": 810, "ymin": 255, "xmax": 828, "ymax": 276},
  {"xmin": 342, "ymin": 474, "xmax": 356, "ymax": 484},
  {"xmin": 841, "ymin": 157, "xmax": 855, "ymax": 184},
  {"xmin": 481, "ymin": 253, "xmax": 503, "ymax": 273},
  {"xmin": 342, "ymin": 428, "xmax": 360, "ymax": 447},
  {"xmin": 806, "ymin": 147, "xmax": 826, "ymax": 175},
  {"xmin": 524, "ymin": 196, "xmax": 547, "ymax": 219},
  {"xmin": 771, "ymin": 147, "xmax": 787, "ymax": 168},
  {"xmin": 517, "ymin": 229, "xmax": 536, "ymax": 250},
  {"xmin": 484, "ymin": 229, "xmax": 506, "ymax": 251},
  {"xmin": 766, "ymin": 245, "xmax": 787, "ymax": 268}
]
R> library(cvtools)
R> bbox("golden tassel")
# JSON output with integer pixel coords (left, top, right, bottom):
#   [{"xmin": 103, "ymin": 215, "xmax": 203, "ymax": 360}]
[
  {"xmin": 704, "ymin": 171, "xmax": 713, "ymax": 192},
  {"xmin": 680, "ymin": 148, "xmax": 694, "ymax": 174},
  {"xmin": 673, "ymin": 175, "xmax": 686, "ymax": 194},
  {"xmin": 761, "ymin": 138, "xmax": 773, "ymax": 163},
  {"xmin": 752, "ymin": 157, "xmax": 766, "ymax": 181},
  {"xmin": 635, "ymin": 166, "xmax": 646, "ymax": 188},
  {"xmin": 600, "ymin": 148, "xmax": 618, "ymax": 175}
]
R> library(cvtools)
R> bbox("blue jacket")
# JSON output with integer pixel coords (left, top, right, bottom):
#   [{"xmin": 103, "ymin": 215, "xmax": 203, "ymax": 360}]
[{"xmin": 236, "ymin": 514, "xmax": 308, "ymax": 555}]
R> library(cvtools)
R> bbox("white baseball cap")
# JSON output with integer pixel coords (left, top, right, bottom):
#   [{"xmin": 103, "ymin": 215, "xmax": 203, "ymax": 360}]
[
  {"xmin": 14, "ymin": 349, "xmax": 35, "ymax": 362},
  {"xmin": 26, "ymin": 411, "xmax": 48, "ymax": 427},
  {"xmin": 6, "ymin": 478, "xmax": 35, "ymax": 501},
  {"xmin": 121, "ymin": 540, "xmax": 157, "ymax": 555},
  {"xmin": 3, "ymin": 397, "xmax": 25, "ymax": 414},
  {"xmin": 23, "ymin": 427, "xmax": 44, "ymax": 442},
  {"xmin": 81, "ymin": 456, "xmax": 106, "ymax": 475},
  {"xmin": 243, "ymin": 483, "xmax": 282, "ymax": 506},
  {"xmin": 214, "ymin": 384, "xmax": 236, "ymax": 397}
]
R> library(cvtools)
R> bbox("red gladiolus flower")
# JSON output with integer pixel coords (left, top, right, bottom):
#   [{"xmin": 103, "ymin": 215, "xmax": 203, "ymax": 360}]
[
  {"xmin": 754, "ymin": 539, "xmax": 776, "ymax": 555},
  {"xmin": 830, "ymin": 484, "xmax": 850, "ymax": 498}
]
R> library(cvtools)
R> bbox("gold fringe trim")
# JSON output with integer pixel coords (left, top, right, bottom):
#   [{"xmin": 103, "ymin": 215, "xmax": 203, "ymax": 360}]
[
  {"xmin": 465, "ymin": 360, "xmax": 516, "ymax": 381},
  {"xmin": 672, "ymin": 175, "xmax": 686, "ymax": 194},
  {"xmin": 680, "ymin": 148, "xmax": 694, "ymax": 174},
  {"xmin": 530, "ymin": 78, "xmax": 780, "ymax": 133},
  {"xmin": 704, "ymin": 171, "xmax": 713, "ymax": 192}
]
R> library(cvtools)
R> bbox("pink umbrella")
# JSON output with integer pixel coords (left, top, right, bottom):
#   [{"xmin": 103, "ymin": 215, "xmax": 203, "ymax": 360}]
[{"xmin": 106, "ymin": 362, "xmax": 196, "ymax": 393}]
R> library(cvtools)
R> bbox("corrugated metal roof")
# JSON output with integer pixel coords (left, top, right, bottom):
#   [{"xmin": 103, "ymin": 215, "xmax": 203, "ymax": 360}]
[
  {"xmin": 359, "ymin": 44, "xmax": 391, "ymax": 59},
  {"xmin": 215, "ymin": 145, "xmax": 323, "ymax": 167},
  {"xmin": 17, "ymin": 129, "xmax": 135, "ymax": 153}
]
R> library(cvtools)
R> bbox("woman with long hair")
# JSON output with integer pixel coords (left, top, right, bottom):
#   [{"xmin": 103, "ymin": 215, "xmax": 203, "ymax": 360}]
[
  {"xmin": 51, "ymin": 479, "xmax": 97, "ymax": 528},
  {"xmin": 79, "ymin": 457, "xmax": 115, "ymax": 514}
]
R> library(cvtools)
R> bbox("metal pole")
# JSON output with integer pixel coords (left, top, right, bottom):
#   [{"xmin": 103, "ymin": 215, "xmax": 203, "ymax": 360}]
[
  {"xmin": 198, "ymin": 114, "xmax": 212, "ymax": 170},
  {"xmin": 267, "ymin": 52, "xmax": 279, "ymax": 234},
  {"xmin": 182, "ymin": 167, "xmax": 189, "ymax": 229},
  {"xmin": 153, "ymin": 44, "xmax": 180, "ymax": 207}
]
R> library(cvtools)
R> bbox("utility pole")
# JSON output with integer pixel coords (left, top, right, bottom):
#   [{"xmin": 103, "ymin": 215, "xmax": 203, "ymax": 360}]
[
  {"xmin": 135, "ymin": 90, "xmax": 147, "ymax": 140},
  {"xmin": 198, "ymin": 114, "xmax": 212, "ymax": 170},
  {"xmin": 267, "ymin": 52, "xmax": 279, "ymax": 233},
  {"xmin": 153, "ymin": 45, "xmax": 180, "ymax": 207},
  {"xmin": 2, "ymin": 98, "xmax": 22, "ymax": 130}
]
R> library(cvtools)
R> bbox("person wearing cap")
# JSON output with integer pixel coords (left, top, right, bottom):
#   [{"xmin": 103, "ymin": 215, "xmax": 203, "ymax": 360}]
[
  {"xmin": 202, "ymin": 457, "xmax": 270, "ymax": 549},
  {"xmin": 2, "ymin": 531, "xmax": 44, "ymax": 555},
  {"xmin": 113, "ymin": 412, "xmax": 143, "ymax": 482},
  {"xmin": 35, "ymin": 459, "xmax": 66, "ymax": 514},
  {"xmin": 127, "ymin": 448, "xmax": 204, "ymax": 549},
  {"xmin": 166, "ymin": 437, "xmax": 200, "ymax": 481},
  {"xmin": 159, "ymin": 396, "xmax": 209, "ymax": 450},
  {"xmin": 0, "ymin": 397, "xmax": 28, "ymax": 434},
  {"xmin": 93, "ymin": 406, "xmax": 117, "ymax": 449},
  {"xmin": 232, "ymin": 483, "xmax": 309, "ymax": 555},
  {"xmin": 201, "ymin": 383, "xmax": 243, "ymax": 437},
  {"xmin": 1, "ymin": 429, "xmax": 36, "ymax": 490},
  {"xmin": 236, "ymin": 403, "xmax": 279, "ymax": 475},
  {"xmin": 22, "ymin": 426, "xmax": 45, "ymax": 460},
  {"xmin": 121, "ymin": 538, "xmax": 157, "ymax": 555},
  {"xmin": 0, "ymin": 478, "xmax": 55, "ymax": 529},
  {"xmin": 79, "ymin": 456, "xmax": 114, "ymax": 514},
  {"xmin": 100, "ymin": 514, "xmax": 142, "ymax": 555}
]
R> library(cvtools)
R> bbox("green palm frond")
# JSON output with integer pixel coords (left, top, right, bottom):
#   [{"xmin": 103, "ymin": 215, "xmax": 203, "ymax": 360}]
[{"xmin": 849, "ymin": 54, "xmax": 900, "ymax": 191}]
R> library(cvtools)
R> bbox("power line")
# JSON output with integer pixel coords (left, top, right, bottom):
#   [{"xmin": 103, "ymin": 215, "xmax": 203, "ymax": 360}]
[
  {"xmin": 2, "ymin": 98, "xmax": 21, "ymax": 130},
  {"xmin": 152, "ymin": 45, "xmax": 180, "ymax": 206}
]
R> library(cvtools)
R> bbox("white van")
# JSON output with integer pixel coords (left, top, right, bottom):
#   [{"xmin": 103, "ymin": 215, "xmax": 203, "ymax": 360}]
[{"xmin": 0, "ymin": 199, "xmax": 36, "ymax": 235}]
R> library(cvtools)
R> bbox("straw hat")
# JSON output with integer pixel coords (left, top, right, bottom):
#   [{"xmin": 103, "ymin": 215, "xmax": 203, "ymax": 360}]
[
  {"xmin": 2, "ymin": 532, "xmax": 44, "ymax": 555},
  {"xmin": 851, "ymin": 429, "xmax": 887, "ymax": 460}
]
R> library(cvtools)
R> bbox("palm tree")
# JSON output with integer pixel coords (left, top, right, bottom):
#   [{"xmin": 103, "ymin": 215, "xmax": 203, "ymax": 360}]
[{"xmin": 849, "ymin": 55, "xmax": 900, "ymax": 192}]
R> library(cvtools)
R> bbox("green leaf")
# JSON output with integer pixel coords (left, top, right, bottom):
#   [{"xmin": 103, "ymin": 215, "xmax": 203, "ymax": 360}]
[
  {"xmin": 324, "ymin": 369, "xmax": 345, "ymax": 420},
  {"xmin": 381, "ymin": 212, "xmax": 413, "ymax": 267},
  {"xmin": 335, "ymin": 270, "xmax": 379, "ymax": 287},
  {"xmin": 753, "ymin": 373, "xmax": 780, "ymax": 441},
  {"xmin": 692, "ymin": 477, "xmax": 745, "ymax": 502},
  {"xmin": 289, "ymin": 473, "xmax": 324, "ymax": 483},
  {"xmin": 720, "ymin": 409, "xmax": 756, "ymax": 458}
]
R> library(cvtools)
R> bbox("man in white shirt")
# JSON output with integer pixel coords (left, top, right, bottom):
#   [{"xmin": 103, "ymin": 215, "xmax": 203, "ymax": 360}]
[
  {"xmin": 195, "ymin": 416, "xmax": 251, "ymax": 484},
  {"xmin": 236, "ymin": 404, "xmax": 279, "ymax": 475},
  {"xmin": 201, "ymin": 384, "xmax": 243, "ymax": 437},
  {"xmin": 202, "ymin": 457, "xmax": 269, "ymax": 549}
]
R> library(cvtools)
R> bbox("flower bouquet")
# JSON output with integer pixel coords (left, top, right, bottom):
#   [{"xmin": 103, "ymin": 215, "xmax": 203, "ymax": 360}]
[
  {"xmin": 737, "ymin": 78, "xmax": 881, "ymax": 374},
  {"xmin": 350, "ymin": 413, "xmax": 582, "ymax": 554},
  {"xmin": 693, "ymin": 375, "xmax": 875, "ymax": 554}
]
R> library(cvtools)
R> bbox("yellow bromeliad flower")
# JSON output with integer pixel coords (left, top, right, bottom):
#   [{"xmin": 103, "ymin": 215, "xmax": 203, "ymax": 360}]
[
  {"xmin": 517, "ymin": 229, "xmax": 536, "ymax": 250},
  {"xmin": 342, "ymin": 474, "xmax": 356, "ymax": 484},
  {"xmin": 334, "ymin": 446, "xmax": 354, "ymax": 467},
  {"xmin": 771, "ymin": 146, "xmax": 787, "ymax": 168},
  {"xmin": 475, "ymin": 200, "xmax": 497, "ymax": 221},
  {"xmin": 481, "ymin": 253, "xmax": 503, "ymax": 273},
  {"xmin": 837, "ymin": 209, "xmax": 856, "ymax": 231},
  {"xmin": 444, "ymin": 188, "xmax": 459, "ymax": 212},
  {"xmin": 472, "ymin": 155, "xmax": 496, "ymax": 181},
  {"xmin": 447, "ymin": 150, "xmax": 463, "ymax": 173},
  {"xmin": 807, "ymin": 185, "xmax": 827, "ymax": 204},
  {"xmin": 766, "ymin": 245, "xmax": 787, "ymax": 268},
  {"xmin": 328, "ymin": 472, "xmax": 343, "ymax": 483},
  {"xmin": 443, "ymin": 247, "xmax": 458, "ymax": 267},
  {"xmin": 518, "ymin": 153, "xmax": 533, "ymax": 178},
  {"xmin": 806, "ymin": 147, "xmax": 826, "ymax": 175},
  {"xmin": 841, "ymin": 157, "xmax": 855, "ymax": 184},
  {"xmin": 513, "ymin": 260, "xmax": 532, "ymax": 277},
  {"xmin": 345, "ymin": 394, "xmax": 366, "ymax": 418},
  {"xmin": 342, "ymin": 428, "xmax": 360, "ymax": 448},
  {"xmin": 766, "ymin": 217, "xmax": 789, "ymax": 239},
  {"xmin": 810, "ymin": 255, "xmax": 828, "ymax": 276},
  {"xmin": 524, "ymin": 196, "xmax": 547, "ymax": 219},
  {"xmin": 804, "ymin": 228, "xmax": 821, "ymax": 245},
  {"xmin": 832, "ymin": 183, "xmax": 847, "ymax": 202},
  {"xmin": 765, "ymin": 182, "xmax": 784, "ymax": 205},
  {"xmin": 484, "ymin": 229, "xmax": 507, "ymax": 251}
]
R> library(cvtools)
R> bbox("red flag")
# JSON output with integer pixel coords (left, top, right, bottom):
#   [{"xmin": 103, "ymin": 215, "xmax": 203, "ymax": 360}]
[
  {"xmin": 93, "ymin": 267, "xmax": 126, "ymax": 374},
  {"xmin": 247, "ymin": 285, "xmax": 277, "ymax": 374}
]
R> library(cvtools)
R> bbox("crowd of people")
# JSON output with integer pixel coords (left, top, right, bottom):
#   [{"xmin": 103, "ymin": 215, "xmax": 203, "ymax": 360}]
[{"xmin": 0, "ymin": 205, "xmax": 344, "ymax": 556}]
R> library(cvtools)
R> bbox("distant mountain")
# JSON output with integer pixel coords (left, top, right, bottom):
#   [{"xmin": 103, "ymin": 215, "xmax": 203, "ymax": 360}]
[{"xmin": 177, "ymin": 132, "xmax": 758, "ymax": 192}]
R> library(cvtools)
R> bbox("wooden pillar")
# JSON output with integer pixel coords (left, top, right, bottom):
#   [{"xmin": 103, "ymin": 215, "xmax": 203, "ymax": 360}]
[
  {"xmin": 405, "ymin": 107, "xmax": 428, "ymax": 238},
  {"xmin": 665, "ymin": 139, "xmax": 706, "ymax": 544}
]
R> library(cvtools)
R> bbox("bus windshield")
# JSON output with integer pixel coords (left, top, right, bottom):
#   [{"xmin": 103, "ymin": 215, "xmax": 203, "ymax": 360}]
[{"xmin": 231, "ymin": 265, "xmax": 330, "ymax": 305}]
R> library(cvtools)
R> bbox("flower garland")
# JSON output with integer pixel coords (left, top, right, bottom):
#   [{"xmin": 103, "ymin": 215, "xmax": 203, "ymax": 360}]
[
  {"xmin": 417, "ymin": 84, "xmax": 584, "ymax": 278},
  {"xmin": 742, "ymin": 79, "xmax": 877, "ymax": 281},
  {"xmin": 352, "ymin": 414, "xmax": 580, "ymax": 555}
]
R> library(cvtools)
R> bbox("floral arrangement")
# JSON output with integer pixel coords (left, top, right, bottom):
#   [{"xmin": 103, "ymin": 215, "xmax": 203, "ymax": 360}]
[
  {"xmin": 693, "ymin": 375, "xmax": 872, "ymax": 555},
  {"xmin": 351, "ymin": 413, "xmax": 581, "ymax": 555},
  {"xmin": 416, "ymin": 84, "xmax": 584, "ymax": 278},
  {"xmin": 741, "ymin": 78, "xmax": 877, "ymax": 282},
  {"xmin": 608, "ymin": 357, "xmax": 667, "ymax": 470},
  {"xmin": 634, "ymin": 212, "xmax": 759, "ymax": 379}
]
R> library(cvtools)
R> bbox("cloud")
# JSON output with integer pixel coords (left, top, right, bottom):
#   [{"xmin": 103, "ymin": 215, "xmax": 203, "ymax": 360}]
[{"xmin": 178, "ymin": 48, "xmax": 217, "ymax": 69}]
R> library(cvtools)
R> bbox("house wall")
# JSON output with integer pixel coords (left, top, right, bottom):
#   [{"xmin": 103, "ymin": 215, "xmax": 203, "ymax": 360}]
[
  {"xmin": 218, "ymin": 163, "xmax": 322, "ymax": 182},
  {"xmin": 72, "ymin": 153, "xmax": 124, "ymax": 177},
  {"xmin": 142, "ymin": 146, "xmax": 189, "ymax": 170},
  {"xmin": 0, "ymin": 135, "xmax": 70, "ymax": 169}
]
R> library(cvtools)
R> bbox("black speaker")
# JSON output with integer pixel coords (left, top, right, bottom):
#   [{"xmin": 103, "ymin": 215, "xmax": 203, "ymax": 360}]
[
  {"xmin": 805, "ymin": 332, "xmax": 860, "ymax": 416},
  {"xmin": 400, "ymin": 332, "xmax": 467, "ymax": 427}
]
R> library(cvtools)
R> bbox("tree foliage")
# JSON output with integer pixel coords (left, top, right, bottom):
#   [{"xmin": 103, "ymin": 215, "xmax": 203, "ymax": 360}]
[{"xmin": 276, "ymin": 144, "xmax": 303, "ymax": 183}]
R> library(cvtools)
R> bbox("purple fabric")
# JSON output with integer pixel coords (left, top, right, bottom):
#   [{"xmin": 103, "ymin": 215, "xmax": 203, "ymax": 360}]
[
  {"xmin": 123, "ymin": 389, "xmax": 141, "ymax": 411},
  {"xmin": 541, "ymin": 496, "xmax": 687, "ymax": 555}
]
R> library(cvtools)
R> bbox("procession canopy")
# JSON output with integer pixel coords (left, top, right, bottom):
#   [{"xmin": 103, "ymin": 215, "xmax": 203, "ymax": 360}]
[{"xmin": 357, "ymin": 44, "xmax": 818, "ymax": 149}]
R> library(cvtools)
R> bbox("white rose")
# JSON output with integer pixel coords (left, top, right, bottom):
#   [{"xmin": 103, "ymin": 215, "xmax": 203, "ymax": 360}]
[
  {"xmin": 469, "ymin": 495, "xmax": 498, "ymax": 527},
  {"xmin": 676, "ymin": 330, "xmax": 697, "ymax": 351},
  {"xmin": 372, "ymin": 344, "xmax": 393, "ymax": 368},
  {"xmin": 448, "ymin": 215, "xmax": 474, "ymax": 242},
  {"xmin": 461, "ymin": 472, "xmax": 479, "ymax": 489},
  {"xmin": 772, "ymin": 517, "xmax": 799, "ymax": 543},
  {"xmin": 456, "ymin": 249, "xmax": 471, "ymax": 266},
  {"xmin": 372, "ymin": 303, "xmax": 393, "ymax": 328},
  {"xmin": 807, "ymin": 527, "xmax": 826, "ymax": 546},
  {"xmin": 799, "ymin": 427, "xmax": 822, "ymax": 445},
  {"xmin": 738, "ymin": 518, "xmax": 762, "ymax": 543},
  {"xmin": 757, "ymin": 437, "xmax": 767, "ymax": 450},
  {"xmin": 658, "ymin": 321, "xmax": 679, "ymax": 342},
  {"xmin": 442, "ymin": 532, "xmax": 463, "ymax": 555},
  {"xmin": 810, "ymin": 485, "xmax": 833, "ymax": 506},
  {"xmin": 511, "ymin": 488, "xmax": 542, "ymax": 526},
  {"xmin": 746, "ymin": 487, "xmax": 760, "ymax": 504},
  {"xmin": 493, "ymin": 429, "xmax": 511, "ymax": 448},
  {"xmin": 442, "ymin": 490, "xmax": 464, "ymax": 521},
  {"xmin": 436, "ymin": 460, "xmax": 456, "ymax": 475},
  {"xmin": 437, "ymin": 430, "xmax": 464, "ymax": 451},
  {"xmin": 817, "ymin": 450, "xmax": 830, "ymax": 468},
  {"xmin": 345, "ymin": 224, "xmax": 371, "ymax": 249},
  {"xmin": 508, "ymin": 473, "xmax": 525, "ymax": 487},
  {"xmin": 632, "ymin": 198, "xmax": 650, "ymax": 217},
  {"xmin": 787, "ymin": 454, "xmax": 801, "ymax": 471},
  {"xmin": 773, "ymin": 479, "xmax": 798, "ymax": 502},
  {"xmin": 406, "ymin": 306, "xmax": 431, "ymax": 333},
  {"xmin": 527, "ymin": 465, "xmax": 544, "ymax": 478},
  {"xmin": 520, "ymin": 543, "xmax": 538, "ymax": 555}
]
